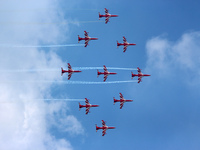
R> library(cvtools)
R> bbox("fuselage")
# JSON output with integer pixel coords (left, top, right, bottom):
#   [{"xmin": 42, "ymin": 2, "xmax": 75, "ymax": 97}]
[
  {"xmin": 96, "ymin": 126, "xmax": 115, "ymax": 131},
  {"xmin": 97, "ymin": 71, "xmax": 117, "ymax": 76},
  {"xmin": 132, "ymin": 73, "xmax": 151, "ymax": 78},
  {"xmin": 117, "ymin": 42, "xmax": 136, "ymax": 47},
  {"xmin": 99, "ymin": 13, "xmax": 118, "ymax": 18},
  {"xmin": 78, "ymin": 36, "xmax": 98, "ymax": 42},
  {"xmin": 114, "ymin": 99, "xmax": 133, "ymax": 103},
  {"xmin": 79, "ymin": 104, "xmax": 99, "ymax": 108},
  {"xmin": 62, "ymin": 69, "xmax": 81, "ymax": 74}
]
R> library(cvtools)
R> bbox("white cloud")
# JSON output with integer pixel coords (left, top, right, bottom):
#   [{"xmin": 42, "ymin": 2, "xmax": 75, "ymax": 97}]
[
  {"xmin": 0, "ymin": 1, "xmax": 83, "ymax": 150},
  {"xmin": 146, "ymin": 31, "xmax": 200, "ymax": 85},
  {"xmin": 61, "ymin": 115, "xmax": 85, "ymax": 135}
]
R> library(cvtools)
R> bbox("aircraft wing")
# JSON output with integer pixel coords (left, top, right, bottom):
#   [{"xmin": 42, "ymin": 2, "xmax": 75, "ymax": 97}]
[
  {"xmin": 119, "ymin": 93, "xmax": 124, "ymax": 100},
  {"xmin": 103, "ymin": 65, "xmax": 108, "ymax": 72},
  {"xmin": 102, "ymin": 120, "xmax": 106, "ymax": 127},
  {"xmin": 120, "ymin": 101, "xmax": 124, "ymax": 109},
  {"xmin": 68, "ymin": 73, "xmax": 72, "ymax": 80},
  {"xmin": 85, "ymin": 98, "xmax": 89, "ymax": 105},
  {"xmin": 138, "ymin": 76, "xmax": 142, "ymax": 83},
  {"xmin": 137, "ymin": 67, "xmax": 141, "ymax": 73},
  {"xmin": 104, "ymin": 8, "xmax": 109, "ymax": 14},
  {"xmin": 84, "ymin": 31, "xmax": 88, "ymax": 37},
  {"xmin": 68, "ymin": 72, "xmax": 72, "ymax": 80},
  {"xmin": 68, "ymin": 63, "xmax": 72, "ymax": 70},
  {"xmin": 104, "ymin": 74, "xmax": 108, "ymax": 82},
  {"xmin": 102, "ymin": 129, "xmax": 107, "ymax": 136},
  {"xmin": 105, "ymin": 17, "xmax": 109, "ymax": 24},
  {"xmin": 85, "ymin": 40, "xmax": 89, "ymax": 47},
  {"xmin": 123, "ymin": 45, "xmax": 128, "ymax": 52},
  {"xmin": 86, "ymin": 107, "xmax": 90, "ymax": 114},
  {"xmin": 123, "ymin": 36, "xmax": 127, "ymax": 42}
]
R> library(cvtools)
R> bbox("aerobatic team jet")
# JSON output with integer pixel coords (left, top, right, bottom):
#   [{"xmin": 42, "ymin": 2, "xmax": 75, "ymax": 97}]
[
  {"xmin": 117, "ymin": 36, "xmax": 136, "ymax": 52},
  {"xmin": 131, "ymin": 67, "xmax": 151, "ymax": 83},
  {"xmin": 78, "ymin": 31, "xmax": 98, "ymax": 47},
  {"xmin": 99, "ymin": 8, "xmax": 118, "ymax": 24},
  {"xmin": 97, "ymin": 65, "xmax": 117, "ymax": 82},
  {"xmin": 61, "ymin": 63, "xmax": 81, "ymax": 80},
  {"xmin": 79, "ymin": 98, "xmax": 99, "ymax": 115},
  {"xmin": 113, "ymin": 93, "xmax": 133, "ymax": 109},
  {"xmin": 96, "ymin": 120, "xmax": 115, "ymax": 136}
]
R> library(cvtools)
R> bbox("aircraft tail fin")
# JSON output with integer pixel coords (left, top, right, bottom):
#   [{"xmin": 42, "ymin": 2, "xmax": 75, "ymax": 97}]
[
  {"xmin": 79, "ymin": 102, "xmax": 81, "ymax": 111},
  {"xmin": 131, "ymin": 71, "xmax": 135, "ymax": 79},
  {"xmin": 78, "ymin": 35, "xmax": 81, "ymax": 43},
  {"xmin": 97, "ymin": 70, "xmax": 100, "ymax": 78},
  {"xmin": 95, "ymin": 124, "xmax": 99, "ymax": 132},
  {"xmin": 113, "ymin": 97, "xmax": 117, "ymax": 105},
  {"xmin": 99, "ymin": 12, "xmax": 101, "ymax": 20},
  {"xmin": 117, "ymin": 41, "xmax": 119, "ymax": 48},
  {"xmin": 61, "ymin": 67, "xmax": 63, "ymax": 76}
]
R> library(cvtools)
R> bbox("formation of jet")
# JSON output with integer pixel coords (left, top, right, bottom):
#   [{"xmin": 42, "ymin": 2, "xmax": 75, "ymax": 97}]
[
  {"xmin": 78, "ymin": 31, "xmax": 98, "ymax": 47},
  {"xmin": 117, "ymin": 36, "xmax": 136, "ymax": 52},
  {"xmin": 96, "ymin": 120, "xmax": 115, "ymax": 136},
  {"xmin": 60, "ymin": 9, "xmax": 151, "ymax": 136},
  {"xmin": 79, "ymin": 98, "xmax": 99, "ymax": 114},
  {"xmin": 113, "ymin": 93, "xmax": 133, "ymax": 109},
  {"xmin": 97, "ymin": 65, "xmax": 117, "ymax": 82},
  {"xmin": 61, "ymin": 63, "xmax": 81, "ymax": 80},
  {"xmin": 99, "ymin": 8, "xmax": 118, "ymax": 24},
  {"xmin": 132, "ymin": 67, "xmax": 151, "ymax": 83}
]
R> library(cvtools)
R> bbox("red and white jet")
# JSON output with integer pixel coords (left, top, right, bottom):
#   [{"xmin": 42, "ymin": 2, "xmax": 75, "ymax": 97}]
[
  {"xmin": 131, "ymin": 67, "xmax": 151, "ymax": 83},
  {"xmin": 79, "ymin": 98, "xmax": 99, "ymax": 115},
  {"xmin": 117, "ymin": 36, "xmax": 136, "ymax": 52},
  {"xmin": 97, "ymin": 65, "xmax": 117, "ymax": 82},
  {"xmin": 96, "ymin": 120, "xmax": 115, "ymax": 136},
  {"xmin": 78, "ymin": 31, "xmax": 98, "ymax": 47},
  {"xmin": 99, "ymin": 8, "xmax": 118, "ymax": 24},
  {"xmin": 113, "ymin": 93, "xmax": 133, "ymax": 109},
  {"xmin": 61, "ymin": 63, "xmax": 81, "ymax": 80}
]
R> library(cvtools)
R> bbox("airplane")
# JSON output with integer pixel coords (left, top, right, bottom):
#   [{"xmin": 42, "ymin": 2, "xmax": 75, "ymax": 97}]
[
  {"xmin": 96, "ymin": 120, "xmax": 115, "ymax": 136},
  {"xmin": 97, "ymin": 65, "xmax": 117, "ymax": 82},
  {"xmin": 79, "ymin": 98, "xmax": 99, "ymax": 114},
  {"xmin": 131, "ymin": 67, "xmax": 151, "ymax": 83},
  {"xmin": 113, "ymin": 93, "xmax": 133, "ymax": 109},
  {"xmin": 78, "ymin": 31, "xmax": 98, "ymax": 47},
  {"xmin": 117, "ymin": 36, "xmax": 136, "ymax": 52},
  {"xmin": 61, "ymin": 63, "xmax": 81, "ymax": 80},
  {"xmin": 99, "ymin": 8, "xmax": 118, "ymax": 24}
]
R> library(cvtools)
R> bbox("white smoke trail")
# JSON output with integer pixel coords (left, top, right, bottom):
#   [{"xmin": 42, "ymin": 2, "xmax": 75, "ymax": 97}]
[
  {"xmin": 0, "ymin": 8, "xmax": 100, "ymax": 13},
  {"xmin": 0, "ymin": 44, "xmax": 84, "ymax": 48},
  {"xmin": 63, "ymin": 80, "xmax": 138, "ymax": 84},
  {"xmin": 0, "ymin": 69, "xmax": 60, "ymax": 73},
  {"xmin": 0, "ymin": 67, "xmax": 136, "ymax": 73},
  {"xmin": 37, "ymin": 99, "xmax": 85, "ymax": 101},
  {"xmin": 73, "ymin": 67, "xmax": 137, "ymax": 70},
  {"xmin": 0, "ymin": 80, "xmax": 137, "ymax": 84},
  {"xmin": 0, "ymin": 21, "xmax": 104, "ymax": 25},
  {"xmin": 0, "ymin": 99, "xmax": 85, "ymax": 103}
]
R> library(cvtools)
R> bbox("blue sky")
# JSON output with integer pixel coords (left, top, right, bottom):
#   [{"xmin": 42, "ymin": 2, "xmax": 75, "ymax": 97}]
[{"xmin": 0, "ymin": 0, "xmax": 200, "ymax": 150}]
